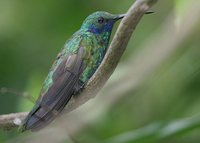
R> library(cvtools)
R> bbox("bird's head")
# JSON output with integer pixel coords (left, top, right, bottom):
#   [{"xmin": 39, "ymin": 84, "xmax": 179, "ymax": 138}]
[{"xmin": 81, "ymin": 11, "xmax": 125, "ymax": 34}]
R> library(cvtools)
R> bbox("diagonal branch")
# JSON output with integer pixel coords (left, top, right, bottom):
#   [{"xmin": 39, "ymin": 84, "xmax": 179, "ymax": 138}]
[
  {"xmin": 0, "ymin": 0, "xmax": 157, "ymax": 130},
  {"xmin": 65, "ymin": 0, "xmax": 157, "ymax": 113}
]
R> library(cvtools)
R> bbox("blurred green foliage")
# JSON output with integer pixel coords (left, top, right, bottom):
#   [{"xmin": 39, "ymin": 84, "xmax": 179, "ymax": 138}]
[{"xmin": 1, "ymin": 0, "xmax": 200, "ymax": 143}]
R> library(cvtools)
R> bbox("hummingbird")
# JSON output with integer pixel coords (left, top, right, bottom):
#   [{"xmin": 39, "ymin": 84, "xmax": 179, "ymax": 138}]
[
  {"xmin": 20, "ymin": 11, "xmax": 126, "ymax": 132},
  {"xmin": 20, "ymin": 10, "xmax": 153, "ymax": 132}
]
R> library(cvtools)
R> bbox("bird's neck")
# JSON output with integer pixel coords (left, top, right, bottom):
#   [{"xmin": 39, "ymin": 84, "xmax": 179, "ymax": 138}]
[
  {"xmin": 81, "ymin": 28, "xmax": 112, "ymax": 47},
  {"xmin": 98, "ymin": 31, "xmax": 111, "ymax": 47}
]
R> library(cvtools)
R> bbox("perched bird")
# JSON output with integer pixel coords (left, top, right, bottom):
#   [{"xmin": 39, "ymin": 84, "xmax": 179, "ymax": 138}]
[{"xmin": 20, "ymin": 11, "xmax": 126, "ymax": 131}]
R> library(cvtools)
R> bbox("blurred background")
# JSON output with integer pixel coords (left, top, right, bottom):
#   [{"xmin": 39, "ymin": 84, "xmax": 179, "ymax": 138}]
[{"xmin": 0, "ymin": 0, "xmax": 200, "ymax": 143}]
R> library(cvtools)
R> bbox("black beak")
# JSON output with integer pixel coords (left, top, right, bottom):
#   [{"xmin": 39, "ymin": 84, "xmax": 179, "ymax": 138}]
[
  {"xmin": 114, "ymin": 11, "xmax": 153, "ymax": 21},
  {"xmin": 145, "ymin": 11, "xmax": 154, "ymax": 14},
  {"xmin": 114, "ymin": 14, "xmax": 126, "ymax": 20}
]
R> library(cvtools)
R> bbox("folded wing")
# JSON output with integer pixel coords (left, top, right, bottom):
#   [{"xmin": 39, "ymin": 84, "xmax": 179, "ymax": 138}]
[{"xmin": 21, "ymin": 47, "xmax": 84, "ymax": 131}]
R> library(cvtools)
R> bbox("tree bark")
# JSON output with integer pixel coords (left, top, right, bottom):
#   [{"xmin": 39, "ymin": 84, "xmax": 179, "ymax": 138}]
[{"xmin": 0, "ymin": 0, "xmax": 157, "ymax": 130}]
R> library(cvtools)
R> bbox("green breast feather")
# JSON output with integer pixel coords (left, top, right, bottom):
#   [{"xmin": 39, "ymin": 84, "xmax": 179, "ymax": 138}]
[{"xmin": 40, "ymin": 30, "xmax": 108, "ymax": 97}]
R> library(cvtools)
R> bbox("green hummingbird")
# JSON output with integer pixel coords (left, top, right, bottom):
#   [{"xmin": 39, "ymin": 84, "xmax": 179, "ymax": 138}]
[{"xmin": 20, "ymin": 11, "xmax": 125, "ymax": 131}]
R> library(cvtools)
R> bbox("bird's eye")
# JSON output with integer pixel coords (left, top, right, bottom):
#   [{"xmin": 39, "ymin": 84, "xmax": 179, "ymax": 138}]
[{"xmin": 97, "ymin": 17, "xmax": 104, "ymax": 24}]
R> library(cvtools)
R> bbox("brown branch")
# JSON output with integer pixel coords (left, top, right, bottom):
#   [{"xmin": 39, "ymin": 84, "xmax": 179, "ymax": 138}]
[
  {"xmin": 0, "ymin": 0, "xmax": 157, "ymax": 130},
  {"xmin": 0, "ymin": 112, "xmax": 28, "ymax": 130},
  {"xmin": 65, "ymin": 0, "xmax": 157, "ymax": 112}
]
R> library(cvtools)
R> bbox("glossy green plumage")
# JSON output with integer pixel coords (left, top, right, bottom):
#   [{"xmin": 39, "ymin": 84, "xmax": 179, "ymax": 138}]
[
  {"xmin": 21, "ymin": 11, "xmax": 124, "ymax": 131},
  {"xmin": 41, "ymin": 11, "xmax": 120, "ymax": 96}
]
